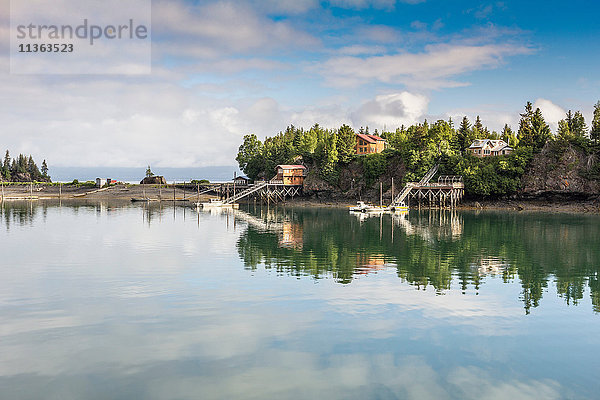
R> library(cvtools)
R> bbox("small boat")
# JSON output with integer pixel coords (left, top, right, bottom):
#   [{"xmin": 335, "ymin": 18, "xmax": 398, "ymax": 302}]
[
  {"xmin": 349, "ymin": 201, "xmax": 369, "ymax": 212},
  {"xmin": 349, "ymin": 201, "xmax": 387, "ymax": 213},
  {"xmin": 131, "ymin": 197, "xmax": 150, "ymax": 202},
  {"xmin": 389, "ymin": 201, "xmax": 409, "ymax": 212}
]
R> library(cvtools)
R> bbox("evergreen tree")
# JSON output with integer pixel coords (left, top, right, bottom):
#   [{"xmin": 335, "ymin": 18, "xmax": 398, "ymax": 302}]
[
  {"xmin": 518, "ymin": 102, "xmax": 550, "ymax": 151},
  {"xmin": 319, "ymin": 132, "xmax": 338, "ymax": 182},
  {"xmin": 457, "ymin": 116, "xmax": 472, "ymax": 151},
  {"xmin": 27, "ymin": 156, "xmax": 41, "ymax": 180},
  {"xmin": 299, "ymin": 128, "xmax": 317, "ymax": 156},
  {"xmin": 590, "ymin": 101, "xmax": 600, "ymax": 143},
  {"xmin": 501, "ymin": 124, "xmax": 518, "ymax": 147},
  {"xmin": 566, "ymin": 110, "xmax": 588, "ymax": 138},
  {"xmin": 336, "ymin": 124, "xmax": 356, "ymax": 163},
  {"xmin": 145, "ymin": 165, "xmax": 154, "ymax": 177},
  {"xmin": 41, "ymin": 160, "xmax": 49, "ymax": 178},
  {"xmin": 16, "ymin": 154, "xmax": 27, "ymax": 174},
  {"xmin": 591, "ymin": 101, "xmax": 600, "ymax": 144},
  {"xmin": 3, "ymin": 150, "xmax": 10, "ymax": 171},
  {"xmin": 557, "ymin": 119, "xmax": 571, "ymax": 140},
  {"xmin": 473, "ymin": 116, "xmax": 484, "ymax": 138},
  {"xmin": 292, "ymin": 126, "xmax": 303, "ymax": 151}
]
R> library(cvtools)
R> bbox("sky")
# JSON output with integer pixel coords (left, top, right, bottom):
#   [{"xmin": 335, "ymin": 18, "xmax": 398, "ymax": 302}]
[{"xmin": 1, "ymin": 0, "xmax": 599, "ymax": 171}]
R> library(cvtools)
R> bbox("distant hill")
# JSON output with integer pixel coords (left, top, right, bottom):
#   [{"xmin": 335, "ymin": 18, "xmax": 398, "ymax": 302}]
[{"xmin": 48, "ymin": 166, "xmax": 242, "ymax": 183}]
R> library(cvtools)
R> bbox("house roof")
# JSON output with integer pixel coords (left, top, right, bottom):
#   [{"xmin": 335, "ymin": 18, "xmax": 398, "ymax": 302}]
[
  {"xmin": 468, "ymin": 139, "xmax": 513, "ymax": 152},
  {"xmin": 234, "ymin": 176, "xmax": 250, "ymax": 180},
  {"xmin": 275, "ymin": 165, "xmax": 306, "ymax": 170},
  {"xmin": 356, "ymin": 133, "xmax": 385, "ymax": 143}
]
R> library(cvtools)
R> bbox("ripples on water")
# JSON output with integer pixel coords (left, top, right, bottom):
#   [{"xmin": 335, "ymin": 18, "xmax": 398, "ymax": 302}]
[{"xmin": 0, "ymin": 201, "xmax": 599, "ymax": 400}]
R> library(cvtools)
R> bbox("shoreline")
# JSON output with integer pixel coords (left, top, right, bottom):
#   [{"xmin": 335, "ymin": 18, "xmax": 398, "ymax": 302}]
[{"xmin": 1, "ymin": 183, "xmax": 599, "ymax": 214}]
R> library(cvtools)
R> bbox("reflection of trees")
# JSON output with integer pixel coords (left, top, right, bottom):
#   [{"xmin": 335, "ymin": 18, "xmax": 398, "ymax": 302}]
[
  {"xmin": 2, "ymin": 201, "xmax": 38, "ymax": 229},
  {"xmin": 236, "ymin": 206, "xmax": 600, "ymax": 314}
]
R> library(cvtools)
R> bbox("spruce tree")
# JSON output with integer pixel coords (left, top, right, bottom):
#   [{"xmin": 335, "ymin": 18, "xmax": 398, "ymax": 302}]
[
  {"xmin": 3, "ymin": 150, "xmax": 10, "ymax": 171},
  {"xmin": 517, "ymin": 102, "xmax": 537, "ymax": 149},
  {"xmin": 457, "ymin": 116, "xmax": 471, "ymax": 151},
  {"xmin": 501, "ymin": 124, "xmax": 518, "ymax": 147},
  {"xmin": 565, "ymin": 110, "xmax": 587, "ymax": 138},
  {"xmin": 41, "ymin": 160, "xmax": 49, "ymax": 179},
  {"xmin": 557, "ymin": 119, "xmax": 571, "ymax": 139},
  {"xmin": 336, "ymin": 124, "xmax": 356, "ymax": 163},
  {"xmin": 590, "ymin": 101, "xmax": 600, "ymax": 143},
  {"xmin": 473, "ymin": 116, "xmax": 484, "ymax": 138}
]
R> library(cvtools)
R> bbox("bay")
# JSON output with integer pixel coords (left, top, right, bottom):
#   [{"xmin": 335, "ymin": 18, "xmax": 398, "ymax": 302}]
[{"xmin": 1, "ymin": 201, "xmax": 599, "ymax": 399}]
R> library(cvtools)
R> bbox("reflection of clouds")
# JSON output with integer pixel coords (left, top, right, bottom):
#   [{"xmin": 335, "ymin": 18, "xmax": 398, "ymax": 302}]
[
  {"xmin": 448, "ymin": 366, "xmax": 562, "ymax": 400},
  {"xmin": 0, "ymin": 350, "xmax": 564, "ymax": 400},
  {"xmin": 0, "ymin": 204, "xmax": 583, "ymax": 399},
  {"xmin": 320, "ymin": 271, "xmax": 523, "ymax": 336}
]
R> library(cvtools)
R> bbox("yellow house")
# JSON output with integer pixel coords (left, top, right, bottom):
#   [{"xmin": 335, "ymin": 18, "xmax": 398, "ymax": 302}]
[
  {"xmin": 274, "ymin": 165, "xmax": 306, "ymax": 186},
  {"xmin": 355, "ymin": 134, "xmax": 386, "ymax": 155}
]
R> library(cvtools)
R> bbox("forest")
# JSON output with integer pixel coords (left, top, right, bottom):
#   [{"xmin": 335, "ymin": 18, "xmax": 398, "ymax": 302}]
[
  {"xmin": 237, "ymin": 101, "xmax": 600, "ymax": 197},
  {"xmin": 0, "ymin": 150, "xmax": 51, "ymax": 182}
]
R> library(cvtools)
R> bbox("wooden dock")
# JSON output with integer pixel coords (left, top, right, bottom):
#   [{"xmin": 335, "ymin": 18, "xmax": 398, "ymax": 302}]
[{"xmin": 391, "ymin": 165, "xmax": 464, "ymax": 209}]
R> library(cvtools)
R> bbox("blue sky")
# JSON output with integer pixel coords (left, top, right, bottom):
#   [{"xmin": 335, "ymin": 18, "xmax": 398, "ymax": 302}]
[{"xmin": 1, "ymin": 0, "xmax": 599, "ymax": 168}]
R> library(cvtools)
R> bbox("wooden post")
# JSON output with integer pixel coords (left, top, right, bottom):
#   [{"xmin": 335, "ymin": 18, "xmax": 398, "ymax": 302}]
[
  {"xmin": 380, "ymin": 182, "xmax": 383, "ymax": 208},
  {"xmin": 59, "ymin": 182, "xmax": 62, "ymax": 199},
  {"xmin": 30, "ymin": 182, "xmax": 33, "ymax": 198},
  {"xmin": 1, "ymin": 180, "xmax": 3, "ymax": 202},
  {"xmin": 173, "ymin": 182, "xmax": 176, "ymax": 202},
  {"xmin": 391, "ymin": 177, "xmax": 394, "ymax": 204}
]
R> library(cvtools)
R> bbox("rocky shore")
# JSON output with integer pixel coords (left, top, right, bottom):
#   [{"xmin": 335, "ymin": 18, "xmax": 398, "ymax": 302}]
[{"xmin": 2, "ymin": 182, "xmax": 599, "ymax": 214}]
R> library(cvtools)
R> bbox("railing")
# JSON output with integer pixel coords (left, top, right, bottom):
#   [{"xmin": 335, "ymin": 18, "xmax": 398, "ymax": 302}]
[
  {"xmin": 392, "ymin": 164, "xmax": 439, "ymax": 206},
  {"xmin": 438, "ymin": 175, "xmax": 463, "ymax": 185},
  {"xmin": 418, "ymin": 164, "xmax": 439, "ymax": 184},
  {"xmin": 224, "ymin": 181, "xmax": 268, "ymax": 204}
]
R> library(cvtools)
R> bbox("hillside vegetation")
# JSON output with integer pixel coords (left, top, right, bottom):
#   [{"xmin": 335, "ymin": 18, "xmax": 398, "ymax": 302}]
[
  {"xmin": 237, "ymin": 101, "xmax": 600, "ymax": 199},
  {"xmin": 0, "ymin": 150, "xmax": 50, "ymax": 182}
]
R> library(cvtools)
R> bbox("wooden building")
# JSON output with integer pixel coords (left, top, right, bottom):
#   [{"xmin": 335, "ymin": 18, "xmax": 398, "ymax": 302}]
[
  {"xmin": 355, "ymin": 134, "xmax": 387, "ymax": 155},
  {"xmin": 468, "ymin": 139, "xmax": 513, "ymax": 157},
  {"xmin": 233, "ymin": 176, "xmax": 251, "ymax": 186},
  {"xmin": 274, "ymin": 165, "xmax": 306, "ymax": 186}
]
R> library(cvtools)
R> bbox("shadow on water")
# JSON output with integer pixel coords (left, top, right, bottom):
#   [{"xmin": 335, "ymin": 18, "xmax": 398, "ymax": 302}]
[{"xmin": 234, "ymin": 204, "xmax": 600, "ymax": 314}]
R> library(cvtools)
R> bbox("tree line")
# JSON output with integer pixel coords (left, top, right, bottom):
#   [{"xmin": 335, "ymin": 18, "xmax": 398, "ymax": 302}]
[
  {"xmin": 236, "ymin": 101, "xmax": 600, "ymax": 197},
  {"xmin": 0, "ymin": 150, "xmax": 50, "ymax": 182}
]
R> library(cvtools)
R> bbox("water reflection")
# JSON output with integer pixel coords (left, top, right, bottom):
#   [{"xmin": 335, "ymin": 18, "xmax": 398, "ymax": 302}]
[
  {"xmin": 1, "ymin": 201, "xmax": 599, "ymax": 400},
  {"xmin": 233, "ymin": 205, "xmax": 600, "ymax": 314}
]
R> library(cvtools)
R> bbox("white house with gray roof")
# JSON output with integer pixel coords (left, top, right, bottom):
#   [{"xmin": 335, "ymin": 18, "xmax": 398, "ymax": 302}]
[{"xmin": 468, "ymin": 139, "xmax": 513, "ymax": 157}]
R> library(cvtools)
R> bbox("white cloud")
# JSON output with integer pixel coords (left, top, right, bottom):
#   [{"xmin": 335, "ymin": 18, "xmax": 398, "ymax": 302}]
[
  {"xmin": 351, "ymin": 92, "xmax": 429, "ymax": 130},
  {"xmin": 533, "ymin": 98, "xmax": 566, "ymax": 133},
  {"xmin": 152, "ymin": 0, "xmax": 319, "ymax": 60},
  {"xmin": 319, "ymin": 43, "xmax": 532, "ymax": 89},
  {"xmin": 329, "ymin": 0, "xmax": 425, "ymax": 9}
]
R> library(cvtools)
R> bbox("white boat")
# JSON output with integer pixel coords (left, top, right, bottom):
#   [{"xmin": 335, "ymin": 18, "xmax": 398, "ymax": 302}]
[
  {"xmin": 349, "ymin": 201, "xmax": 388, "ymax": 213},
  {"xmin": 389, "ymin": 201, "xmax": 409, "ymax": 212},
  {"xmin": 198, "ymin": 198, "xmax": 239, "ymax": 209}
]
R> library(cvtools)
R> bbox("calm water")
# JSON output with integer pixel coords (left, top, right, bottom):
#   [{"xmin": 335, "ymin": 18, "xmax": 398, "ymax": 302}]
[{"xmin": 1, "ymin": 201, "xmax": 599, "ymax": 400}]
